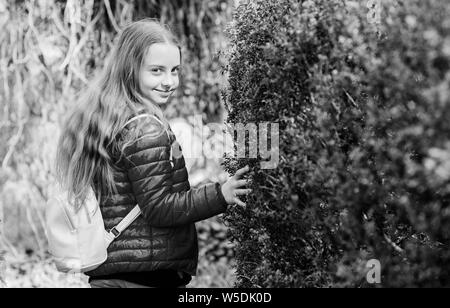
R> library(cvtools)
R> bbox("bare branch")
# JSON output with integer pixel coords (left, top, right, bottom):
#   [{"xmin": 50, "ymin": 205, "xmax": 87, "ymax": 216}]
[
  {"xmin": 51, "ymin": 8, "xmax": 70, "ymax": 39},
  {"xmin": 2, "ymin": 69, "xmax": 27, "ymax": 170},
  {"xmin": 104, "ymin": 0, "xmax": 121, "ymax": 33},
  {"xmin": 384, "ymin": 233, "xmax": 404, "ymax": 254},
  {"xmin": 26, "ymin": 206, "xmax": 45, "ymax": 258}
]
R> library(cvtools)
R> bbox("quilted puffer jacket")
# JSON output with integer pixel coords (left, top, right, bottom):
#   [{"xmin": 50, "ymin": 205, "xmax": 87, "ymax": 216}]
[{"xmin": 86, "ymin": 113, "xmax": 228, "ymax": 277}]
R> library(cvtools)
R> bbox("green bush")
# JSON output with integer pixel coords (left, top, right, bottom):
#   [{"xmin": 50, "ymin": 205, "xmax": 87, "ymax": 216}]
[{"xmin": 223, "ymin": 0, "xmax": 450, "ymax": 287}]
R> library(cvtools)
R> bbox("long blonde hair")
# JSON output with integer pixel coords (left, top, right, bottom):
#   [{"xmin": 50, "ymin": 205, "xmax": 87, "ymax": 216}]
[{"xmin": 55, "ymin": 18, "xmax": 181, "ymax": 210}]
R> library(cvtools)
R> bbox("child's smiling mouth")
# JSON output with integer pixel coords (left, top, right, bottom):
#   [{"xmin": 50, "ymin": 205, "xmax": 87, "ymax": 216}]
[
  {"xmin": 154, "ymin": 89, "xmax": 174, "ymax": 93},
  {"xmin": 154, "ymin": 89, "xmax": 175, "ymax": 98}
]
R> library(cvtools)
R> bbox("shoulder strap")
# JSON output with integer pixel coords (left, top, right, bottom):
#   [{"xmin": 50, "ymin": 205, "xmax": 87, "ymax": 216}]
[
  {"xmin": 122, "ymin": 113, "xmax": 165, "ymax": 130},
  {"xmin": 122, "ymin": 114, "xmax": 152, "ymax": 129},
  {"xmin": 106, "ymin": 205, "xmax": 141, "ymax": 244},
  {"xmin": 121, "ymin": 112, "xmax": 172, "ymax": 145}
]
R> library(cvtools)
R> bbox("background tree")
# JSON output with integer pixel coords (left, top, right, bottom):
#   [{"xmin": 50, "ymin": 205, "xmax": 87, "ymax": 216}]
[{"xmin": 0, "ymin": 0, "xmax": 235, "ymax": 287}]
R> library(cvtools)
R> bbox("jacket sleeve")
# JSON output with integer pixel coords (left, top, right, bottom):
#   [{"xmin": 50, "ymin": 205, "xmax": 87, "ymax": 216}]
[{"xmin": 121, "ymin": 116, "xmax": 228, "ymax": 228}]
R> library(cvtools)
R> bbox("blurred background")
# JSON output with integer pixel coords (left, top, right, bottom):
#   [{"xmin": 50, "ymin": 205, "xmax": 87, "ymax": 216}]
[{"xmin": 0, "ymin": 0, "xmax": 237, "ymax": 287}]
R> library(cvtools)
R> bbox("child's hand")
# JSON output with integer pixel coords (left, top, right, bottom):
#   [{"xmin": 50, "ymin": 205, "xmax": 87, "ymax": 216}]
[{"xmin": 221, "ymin": 165, "xmax": 252, "ymax": 207}]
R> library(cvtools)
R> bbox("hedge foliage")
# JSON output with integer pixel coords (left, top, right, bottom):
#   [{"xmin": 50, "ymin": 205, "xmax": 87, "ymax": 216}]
[{"xmin": 223, "ymin": 0, "xmax": 450, "ymax": 287}]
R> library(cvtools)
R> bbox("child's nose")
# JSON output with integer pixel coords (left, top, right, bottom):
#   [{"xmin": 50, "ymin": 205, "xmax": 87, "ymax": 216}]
[{"xmin": 162, "ymin": 74, "xmax": 176, "ymax": 88}]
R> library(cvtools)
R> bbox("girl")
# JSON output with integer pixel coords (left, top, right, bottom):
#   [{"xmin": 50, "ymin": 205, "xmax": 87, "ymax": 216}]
[{"xmin": 54, "ymin": 19, "xmax": 251, "ymax": 288}]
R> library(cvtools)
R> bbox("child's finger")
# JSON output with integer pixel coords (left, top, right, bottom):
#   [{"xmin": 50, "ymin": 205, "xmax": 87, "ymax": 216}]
[
  {"xmin": 234, "ymin": 197, "xmax": 246, "ymax": 207},
  {"xmin": 234, "ymin": 189, "xmax": 252, "ymax": 196},
  {"xmin": 233, "ymin": 165, "xmax": 250, "ymax": 179},
  {"xmin": 234, "ymin": 179, "xmax": 251, "ymax": 188}
]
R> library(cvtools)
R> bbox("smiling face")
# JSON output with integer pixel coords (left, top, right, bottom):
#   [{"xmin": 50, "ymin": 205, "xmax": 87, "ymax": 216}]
[{"xmin": 139, "ymin": 43, "xmax": 181, "ymax": 106}]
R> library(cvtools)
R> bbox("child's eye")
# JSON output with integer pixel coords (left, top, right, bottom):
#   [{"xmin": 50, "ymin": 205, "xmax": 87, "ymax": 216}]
[
  {"xmin": 172, "ymin": 67, "xmax": 180, "ymax": 74},
  {"xmin": 151, "ymin": 68, "xmax": 162, "ymax": 74}
]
